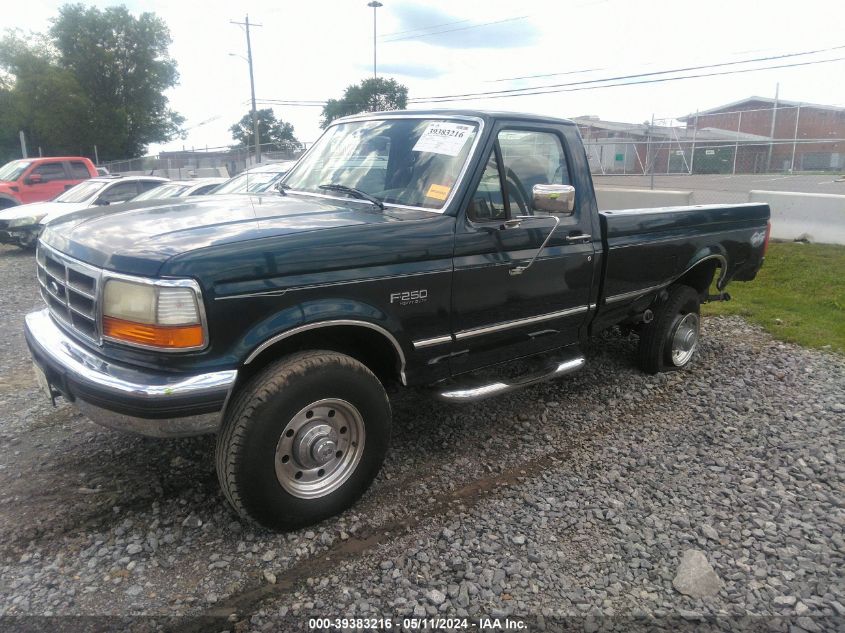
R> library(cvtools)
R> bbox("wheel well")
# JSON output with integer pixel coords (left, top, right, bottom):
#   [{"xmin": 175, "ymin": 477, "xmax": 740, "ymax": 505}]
[
  {"xmin": 238, "ymin": 325, "xmax": 403, "ymax": 389},
  {"xmin": 0, "ymin": 197, "xmax": 18, "ymax": 209},
  {"xmin": 675, "ymin": 258, "xmax": 721, "ymax": 297}
]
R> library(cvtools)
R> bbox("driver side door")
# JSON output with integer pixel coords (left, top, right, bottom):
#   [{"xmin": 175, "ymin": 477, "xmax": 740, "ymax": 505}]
[{"xmin": 450, "ymin": 124, "xmax": 596, "ymax": 374}]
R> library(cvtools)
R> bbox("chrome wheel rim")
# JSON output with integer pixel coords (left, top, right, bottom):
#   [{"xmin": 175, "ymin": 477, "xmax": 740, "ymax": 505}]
[
  {"xmin": 274, "ymin": 398, "xmax": 365, "ymax": 499},
  {"xmin": 670, "ymin": 312, "xmax": 700, "ymax": 367}
]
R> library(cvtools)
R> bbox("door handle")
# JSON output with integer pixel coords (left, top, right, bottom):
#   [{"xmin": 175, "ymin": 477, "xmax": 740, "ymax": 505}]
[{"xmin": 565, "ymin": 233, "xmax": 591, "ymax": 242}]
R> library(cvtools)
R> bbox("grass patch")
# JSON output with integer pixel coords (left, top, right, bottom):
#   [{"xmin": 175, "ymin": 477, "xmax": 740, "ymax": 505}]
[{"xmin": 702, "ymin": 242, "xmax": 845, "ymax": 353}]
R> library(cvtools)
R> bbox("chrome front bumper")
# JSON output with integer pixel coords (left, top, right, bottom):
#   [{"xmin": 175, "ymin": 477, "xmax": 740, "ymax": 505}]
[{"xmin": 24, "ymin": 309, "xmax": 237, "ymax": 437}]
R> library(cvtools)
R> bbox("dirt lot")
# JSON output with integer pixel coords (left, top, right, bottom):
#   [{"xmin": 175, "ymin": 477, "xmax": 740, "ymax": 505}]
[{"xmin": 0, "ymin": 244, "xmax": 843, "ymax": 632}]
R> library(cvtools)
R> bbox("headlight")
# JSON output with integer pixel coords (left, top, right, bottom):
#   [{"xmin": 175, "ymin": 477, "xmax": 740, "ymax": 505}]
[
  {"xmin": 102, "ymin": 278, "xmax": 205, "ymax": 350},
  {"xmin": 8, "ymin": 215, "xmax": 41, "ymax": 228}
]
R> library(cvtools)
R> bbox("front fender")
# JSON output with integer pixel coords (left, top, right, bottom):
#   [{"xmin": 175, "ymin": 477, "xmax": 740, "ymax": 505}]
[{"xmin": 234, "ymin": 297, "xmax": 406, "ymax": 367}]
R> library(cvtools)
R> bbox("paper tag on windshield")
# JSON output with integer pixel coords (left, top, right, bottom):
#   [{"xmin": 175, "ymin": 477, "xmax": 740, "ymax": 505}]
[{"xmin": 412, "ymin": 122, "xmax": 473, "ymax": 157}]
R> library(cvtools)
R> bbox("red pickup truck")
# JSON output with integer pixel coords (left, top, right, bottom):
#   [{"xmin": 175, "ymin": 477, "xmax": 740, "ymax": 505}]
[{"xmin": 0, "ymin": 157, "xmax": 98, "ymax": 209}]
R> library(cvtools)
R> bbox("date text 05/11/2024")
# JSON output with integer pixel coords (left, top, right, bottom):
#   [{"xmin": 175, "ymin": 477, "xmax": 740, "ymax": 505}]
[{"xmin": 307, "ymin": 617, "xmax": 527, "ymax": 630}]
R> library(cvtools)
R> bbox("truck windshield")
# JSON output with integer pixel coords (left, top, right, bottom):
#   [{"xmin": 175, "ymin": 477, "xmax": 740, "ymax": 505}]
[
  {"xmin": 283, "ymin": 118, "xmax": 479, "ymax": 211},
  {"xmin": 0, "ymin": 160, "xmax": 31, "ymax": 182},
  {"xmin": 54, "ymin": 180, "xmax": 108, "ymax": 203}
]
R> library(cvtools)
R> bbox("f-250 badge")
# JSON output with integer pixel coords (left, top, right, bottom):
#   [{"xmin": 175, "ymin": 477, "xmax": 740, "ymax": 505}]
[{"xmin": 390, "ymin": 289, "xmax": 428, "ymax": 306}]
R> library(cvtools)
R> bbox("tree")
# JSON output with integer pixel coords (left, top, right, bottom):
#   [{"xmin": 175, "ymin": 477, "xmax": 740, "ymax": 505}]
[
  {"xmin": 0, "ymin": 5, "xmax": 184, "ymax": 162},
  {"xmin": 229, "ymin": 109, "xmax": 302, "ymax": 152},
  {"xmin": 0, "ymin": 32, "xmax": 92, "ymax": 160},
  {"xmin": 320, "ymin": 78, "xmax": 408, "ymax": 129},
  {"xmin": 48, "ymin": 4, "xmax": 184, "ymax": 160}
]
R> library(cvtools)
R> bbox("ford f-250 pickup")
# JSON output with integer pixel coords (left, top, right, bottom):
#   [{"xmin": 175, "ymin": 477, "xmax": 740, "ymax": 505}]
[{"xmin": 25, "ymin": 110, "xmax": 770, "ymax": 529}]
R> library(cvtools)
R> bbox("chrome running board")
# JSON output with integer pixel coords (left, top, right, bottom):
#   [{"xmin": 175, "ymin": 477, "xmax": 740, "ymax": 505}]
[{"xmin": 436, "ymin": 355, "xmax": 586, "ymax": 403}]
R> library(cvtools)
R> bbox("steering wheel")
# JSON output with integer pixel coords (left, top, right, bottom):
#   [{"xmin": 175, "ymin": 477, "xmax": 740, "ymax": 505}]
[{"xmin": 504, "ymin": 169, "xmax": 529, "ymax": 215}]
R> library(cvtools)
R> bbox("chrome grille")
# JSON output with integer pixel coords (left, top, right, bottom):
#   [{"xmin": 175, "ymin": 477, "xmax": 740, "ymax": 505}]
[{"xmin": 36, "ymin": 243, "xmax": 102, "ymax": 343}]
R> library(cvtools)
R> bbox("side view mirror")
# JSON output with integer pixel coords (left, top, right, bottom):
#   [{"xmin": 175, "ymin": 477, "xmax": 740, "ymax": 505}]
[
  {"xmin": 25, "ymin": 174, "xmax": 43, "ymax": 185},
  {"xmin": 532, "ymin": 184, "xmax": 576, "ymax": 214},
  {"xmin": 94, "ymin": 197, "xmax": 110, "ymax": 206}
]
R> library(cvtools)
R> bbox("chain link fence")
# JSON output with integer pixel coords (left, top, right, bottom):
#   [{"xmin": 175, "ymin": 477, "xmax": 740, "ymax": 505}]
[
  {"xmin": 578, "ymin": 103, "xmax": 845, "ymax": 205},
  {"xmin": 99, "ymin": 142, "xmax": 310, "ymax": 179}
]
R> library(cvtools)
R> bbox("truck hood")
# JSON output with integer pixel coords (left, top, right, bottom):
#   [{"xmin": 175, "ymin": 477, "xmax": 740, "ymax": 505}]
[{"xmin": 40, "ymin": 193, "xmax": 410, "ymax": 275}]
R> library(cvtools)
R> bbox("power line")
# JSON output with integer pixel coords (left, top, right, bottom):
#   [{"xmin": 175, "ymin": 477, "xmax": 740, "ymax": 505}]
[
  {"xmin": 379, "ymin": 17, "xmax": 474, "ymax": 39},
  {"xmin": 487, "ymin": 67, "xmax": 605, "ymax": 83},
  {"xmin": 409, "ymin": 56, "xmax": 845, "ymax": 103},
  {"xmin": 381, "ymin": 15, "xmax": 530, "ymax": 43},
  {"xmin": 252, "ymin": 47, "xmax": 845, "ymax": 110},
  {"xmin": 256, "ymin": 100, "xmax": 326, "ymax": 107},
  {"xmin": 408, "ymin": 43, "xmax": 845, "ymax": 102}
]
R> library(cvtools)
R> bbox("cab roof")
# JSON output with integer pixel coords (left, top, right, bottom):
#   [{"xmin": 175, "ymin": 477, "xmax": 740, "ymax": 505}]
[{"xmin": 335, "ymin": 109, "xmax": 576, "ymax": 128}]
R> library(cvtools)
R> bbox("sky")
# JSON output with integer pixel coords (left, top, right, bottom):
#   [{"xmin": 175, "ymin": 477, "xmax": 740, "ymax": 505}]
[{"xmin": 5, "ymin": 0, "xmax": 845, "ymax": 156}]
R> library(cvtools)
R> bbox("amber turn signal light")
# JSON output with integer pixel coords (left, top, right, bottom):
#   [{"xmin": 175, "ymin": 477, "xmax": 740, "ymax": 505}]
[{"xmin": 103, "ymin": 316, "xmax": 204, "ymax": 349}]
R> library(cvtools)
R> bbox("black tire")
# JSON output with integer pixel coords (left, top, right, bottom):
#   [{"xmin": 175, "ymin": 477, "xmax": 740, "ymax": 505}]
[
  {"xmin": 637, "ymin": 284, "xmax": 701, "ymax": 374},
  {"xmin": 216, "ymin": 350, "xmax": 392, "ymax": 530}
]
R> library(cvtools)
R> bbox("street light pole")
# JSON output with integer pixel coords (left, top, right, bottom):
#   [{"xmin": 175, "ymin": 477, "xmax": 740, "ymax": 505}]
[
  {"xmin": 231, "ymin": 15, "xmax": 263, "ymax": 164},
  {"xmin": 368, "ymin": 1, "xmax": 382, "ymax": 79}
]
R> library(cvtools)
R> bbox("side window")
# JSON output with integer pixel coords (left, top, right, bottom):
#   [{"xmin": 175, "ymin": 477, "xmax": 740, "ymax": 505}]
[
  {"xmin": 191, "ymin": 184, "xmax": 217, "ymax": 195},
  {"xmin": 497, "ymin": 130, "xmax": 570, "ymax": 215},
  {"xmin": 31, "ymin": 162, "xmax": 67, "ymax": 182},
  {"xmin": 139, "ymin": 180, "xmax": 163, "ymax": 192},
  {"xmin": 69, "ymin": 162, "xmax": 91, "ymax": 179},
  {"xmin": 467, "ymin": 151, "xmax": 506, "ymax": 222},
  {"xmin": 99, "ymin": 182, "xmax": 139, "ymax": 203}
]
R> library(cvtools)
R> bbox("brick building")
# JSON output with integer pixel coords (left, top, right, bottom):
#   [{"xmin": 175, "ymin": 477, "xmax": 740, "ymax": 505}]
[{"xmin": 681, "ymin": 97, "xmax": 845, "ymax": 172}]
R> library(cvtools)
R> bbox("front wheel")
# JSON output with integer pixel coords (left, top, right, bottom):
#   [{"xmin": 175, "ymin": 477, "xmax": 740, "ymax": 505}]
[
  {"xmin": 637, "ymin": 284, "xmax": 701, "ymax": 374},
  {"xmin": 216, "ymin": 351, "xmax": 392, "ymax": 530}
]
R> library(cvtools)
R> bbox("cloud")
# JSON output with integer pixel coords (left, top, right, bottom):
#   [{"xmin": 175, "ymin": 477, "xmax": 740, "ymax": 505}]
[
  {"xmin": 386, "ymin": 3, "xmax": 538, "ymax": 49},
  {"xmin": 371, "ymin": 63, "xmax": 445, "ymax": 79}
]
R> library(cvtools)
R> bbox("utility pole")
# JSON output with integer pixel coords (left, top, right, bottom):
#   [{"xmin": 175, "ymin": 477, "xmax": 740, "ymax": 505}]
[
  {"xmin": 231, "ymin": 15, "xmax": 263, "ymax": 164},
  {"xmin": 766, "ymin": 82, "xmax": 779, "ymax": 173},
  {"xmin": 368, "ymin": 1, "xmax": 383, "ymax": 79},
  {"xmin": 18, "ymin": 131, "xmax": 27, "ymax": 159},
  {"xmin": 647, "ymin": 114, "xmax": 655, "ymax": 189},
  {"xmin": 367, "ymin": 1, "xmax": 383, "ymax": 113}
]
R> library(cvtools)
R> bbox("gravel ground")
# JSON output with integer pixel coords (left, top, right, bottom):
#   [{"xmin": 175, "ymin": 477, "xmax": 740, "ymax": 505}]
[{"xmin": 0, "ymin": 243, "xmax": 843, "ymax": 632}]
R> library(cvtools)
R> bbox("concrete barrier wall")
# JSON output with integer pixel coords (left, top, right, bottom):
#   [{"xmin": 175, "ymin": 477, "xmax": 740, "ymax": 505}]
[
  {"xmin": 749, "ymin": 190, "xmax": 845, "ymax": 245},
  {"xmin": 595, "ymin": 187, "xmax": 693, "ymax": 210}
]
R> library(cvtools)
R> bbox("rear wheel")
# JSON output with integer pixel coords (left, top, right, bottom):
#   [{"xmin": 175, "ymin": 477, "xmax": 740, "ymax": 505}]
[
  {"xmin": 637, "ymin": 284, "xmax": 701, "ymax": 374},
  {"xmin": 216, "ymin": 350, "xmax": 391, "ymax": 530}
]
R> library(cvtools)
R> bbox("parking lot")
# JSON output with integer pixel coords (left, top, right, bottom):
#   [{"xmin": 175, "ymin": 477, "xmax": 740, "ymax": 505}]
[
  {"xmin": 593, "ymin": 174, "xmax": 845, "ymax": 205},
  {"xmin": 0, "ymin": 244, "xmax": 843, "ymax": 631}
]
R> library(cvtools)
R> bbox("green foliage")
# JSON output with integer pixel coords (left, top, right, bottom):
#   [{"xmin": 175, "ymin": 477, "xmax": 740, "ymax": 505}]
[
  {"xmin": 230, "ymin": 109, "xmax": 302, "ymax": 152},
  {"xmin": 0, "ymin": 4, "xmax": 183, "ymax": 162},
  {"xmin": 0, "ymin": 32, "xmax": 91, "ymax": 159},
  {"xmin": 702, "ymin": 242, "xmax": 845, "ymax": 353},
  {"xmin": 321, "ymin": 78, "xmax": 408, "ymax": 129}
]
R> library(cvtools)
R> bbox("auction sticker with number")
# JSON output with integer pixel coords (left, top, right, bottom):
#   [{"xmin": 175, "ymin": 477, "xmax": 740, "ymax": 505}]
[{"xmin": 412, "ymin": 122, "xmax": 474, "ymax": 156}]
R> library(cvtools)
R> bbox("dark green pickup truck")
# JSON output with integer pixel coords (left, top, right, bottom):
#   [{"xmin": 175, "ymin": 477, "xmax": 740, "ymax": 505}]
[{"xmin": 25, "ymin": 110, "xmax": 770, "ymax": 529}]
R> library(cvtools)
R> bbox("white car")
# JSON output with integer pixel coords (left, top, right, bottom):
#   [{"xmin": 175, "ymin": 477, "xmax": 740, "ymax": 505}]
[
  {"xmin": 211, "ymin": 161, "xmax": 297, "ymax": 195},
  {"xmin": 0, "ymin": 175, "xmax": 167, "ymax": 248},
  {"xmin": 130, "ymin": 178, "xmax": 227, "ymax": 202}
]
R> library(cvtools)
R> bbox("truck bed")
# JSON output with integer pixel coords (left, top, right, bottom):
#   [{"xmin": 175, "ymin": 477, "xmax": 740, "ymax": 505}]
[{"xmin": 591, "ymin": 202, "xmax": 770, "ymax": 332}]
